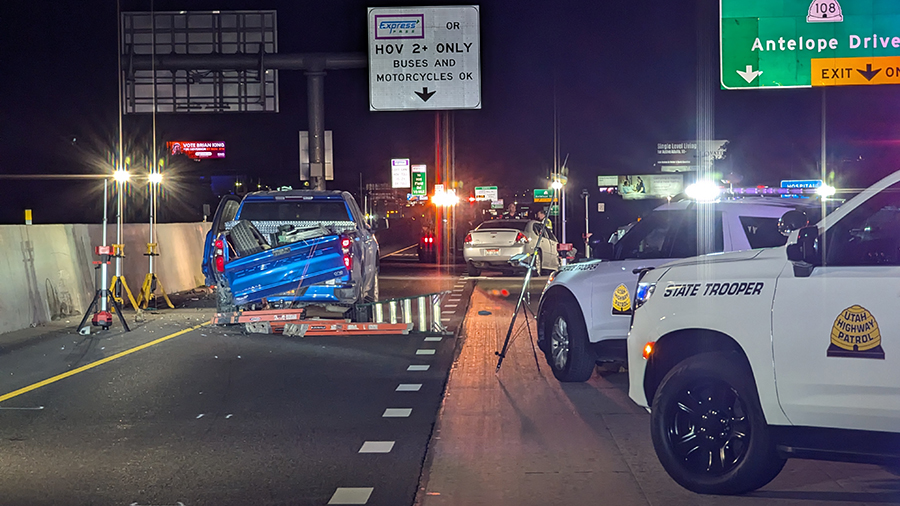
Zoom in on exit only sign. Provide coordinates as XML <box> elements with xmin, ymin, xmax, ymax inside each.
<box><xmin>721</xmin><ymin>0</ymin><xmax>900</xmax><ymax>89</ymax></box>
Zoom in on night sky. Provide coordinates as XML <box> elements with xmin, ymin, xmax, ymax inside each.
<box><xmin>2</xmin><ymin>0</ymin><xmax>900</xmax><ymax>225</ymax></box>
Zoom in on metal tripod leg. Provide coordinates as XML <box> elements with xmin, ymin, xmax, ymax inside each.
<box><xmin>109</xmin><ymin>290</ymin><xmax>131</xmax><ymax>331</ymax></box>
<box><xmin>495</xmin><ymin>225</ymin><xmax>545</xmax><ymax>372</ymax></box>
<box><xmin>77</xmin><ymin>290</ymin><xmax>102</xmax><ymax>333</ymax></box>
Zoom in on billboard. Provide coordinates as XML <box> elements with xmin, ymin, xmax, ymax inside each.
<box><xmin>657</xmin><ymin>140</ymin><xmax>728</xmax><ymax>172</ymax></box>
<box><xmin>167</xmin><ymin>141</ymin><xmax>226</xmax><ymax>160</ymax></box>
<box><xmin>619</xmin><ymin>174</ymin><xmax>684</xmax><ymax>200</ymax></box>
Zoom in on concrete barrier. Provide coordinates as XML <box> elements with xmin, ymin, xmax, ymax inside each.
<box><xmin>0</xmin><ymin>222</ymin><xmax>210</xmax><ymax>336</ymax></box>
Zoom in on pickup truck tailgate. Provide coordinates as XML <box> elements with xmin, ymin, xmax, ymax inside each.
<box><xmin>224</xmin><ymin>234</ymin><xmax>349</xmax><ymax>305</ymax></box>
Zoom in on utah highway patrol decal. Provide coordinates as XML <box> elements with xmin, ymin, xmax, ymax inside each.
<box><xmin>612</xmin><ymin>284</ymin><xmax>631</xmax><ymax>315</ymax></box>
<box><xmin>828</xmin><ymin>305</ymin><xmax>885</xmax><ymax>359</ymax></box>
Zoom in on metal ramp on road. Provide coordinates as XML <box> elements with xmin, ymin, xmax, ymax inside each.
<box><xmin>210</xmin><ymin>291</ymin><xmax>453</xmax><ymax>336</ymax></box>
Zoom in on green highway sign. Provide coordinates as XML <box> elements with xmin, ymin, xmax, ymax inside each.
<box><xmin>549</xmin><ymin>204</ymin><xmax>560</xmax><ymax>216</ymax></box>
<box><xmin>411</xmin><ymin>164</ymin><xmax>427</xmax><ymax>196</ymax></box>
<box><xmin>533</xmin><ymin>189</ymin><xmax>553</xmax><ymax>203</ymax></box>
<box><xmin>721</xmin><ymin>0</ymin><xmax>900</xmax><ymax>89</ymax></box>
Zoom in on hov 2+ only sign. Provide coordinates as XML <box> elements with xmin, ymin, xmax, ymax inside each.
<box><xmin>721</xmin><ymin>0</ymin><xmax>900</xmax><ymax>89</ymax></box>
<box><xmin>368</xmin><ymin>6</ymin><xmax>481</xmax><ymax>111</ymax></box>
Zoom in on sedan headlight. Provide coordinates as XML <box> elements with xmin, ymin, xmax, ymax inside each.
<box><xmin>634</xmin><ymin>282</ymin><xmax>657</xmax><ymax>310</ymax></box>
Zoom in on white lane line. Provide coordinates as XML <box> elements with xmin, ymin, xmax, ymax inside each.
<box><xmin>407</xmin><ymin>365</ymin><xmax>430</xmax><ymax>371</ymax></box>
<box><xmin>445</xmin><ymin>304</ymin><xmax>458</xmax><ymax>308</ymax></box>
<box><xmin>359</xmin><ymin>441</ymin><xmax>395</xmax><ymax>453</ymax></box>
<box><xmin>383</xmin><ymin>408</ymin><xmax>412</xmax><ymax>418</ymax></box>
<box><xmin>396</xmin><ymin>383</ymin><xmax>422</xmax><ymax>391</ymax></box>
<box><xmin>424</xmin><ymin>336</ymin><xmax>442</xmax><ymax>342</ymax></box>
<box><xmin>441</xmin><ymin>318</ymin><xmax>451</xmax><ymax>322</ymax></box>
<box><xmin>328</xmin><ymin>487</ymin><xmax>374</xmax><ymax>505</ymax></box>
<box><xmin>416</xmin><ymin>349</ymin><xmax>436</xmax><ymax>355</ymax></box>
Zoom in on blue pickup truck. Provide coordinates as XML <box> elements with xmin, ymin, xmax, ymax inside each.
<box><xmin>202</xmin><ymin>190</ymin><xmax>379</xmax><ymax>313</ymax></box>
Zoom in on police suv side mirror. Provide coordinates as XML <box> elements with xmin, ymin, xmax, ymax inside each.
<box><xmin>786</xmin><ymin>226</ymin><xmax>820</xmax><ymax>277</ymax></box>
<box><xmin>778</xmin><ymin>210</ymin><xmax>809</xmax><ymax>236</ymax></box>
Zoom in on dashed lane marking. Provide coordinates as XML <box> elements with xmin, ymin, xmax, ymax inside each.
<box><xmin>416</xmin><ymin>349</ymin><xmax>436</xmax><ymax>356</ymax></box>
<box><xmin>0</xmin><ymin>323</ymin><xmax>209</xmax><ymax>405</ymax></box>
<box><xmin>407</xmin><ymin>365</ymin><xmax>430</xmax><ymax>371</ymax></box>
<box><xmin>328</xmin><ymin>487</ymin><xmax>374</xmax><ymax>505</ymax></box>
<box><xmin>396</xmin><ymin>384</ymin><xmax>422</xmax><ymax>391</ymax></box>
<box><xmin>423</xmin><ymin>336</ymin><xmax>442</xmax><ymax>342</ymax></box>
<box><xmin>383</xmin><ymin>408</ymin><xmax>412</xmax><ymax>418</ymax></box>
<box><xmin>359</xmin><ymin>441</ymin><xmax>395</xmax><ymax>453</ymax></box>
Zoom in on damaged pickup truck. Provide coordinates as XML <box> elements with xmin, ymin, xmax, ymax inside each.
<box><xmin>201</xmin><ymin>189</ymin><xmax>379</xmax><ymax>313</ymax></box>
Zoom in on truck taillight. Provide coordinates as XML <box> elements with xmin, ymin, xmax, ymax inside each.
<box><xmin>214</xmin><ymin>238</ymin><xmax>225</xmax><ymax>273</ymax></box>
<box><xmin>515</xmin><ymin>232</ymin><xmax>529</xmax><ymax>244</ymax></box>
<box><xmin>464</xmin><ymin>233</ymin><xmax>472</xmax><ymax>244</ymax></box>
<box><xmin>341</xmin><ymin>235</ymin><xmax>352</xmax><ymax>270</ymax></box>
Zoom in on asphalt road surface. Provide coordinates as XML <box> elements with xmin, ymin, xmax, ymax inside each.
<box><xmin>1</xmin><ymin>250</ymin><xmax>898</xmax><ymax>506</ymax></box>
<box><xmin>0</xmin><ymin>252</ymin><xmax>470</xmax><ymax>506</ymax></box>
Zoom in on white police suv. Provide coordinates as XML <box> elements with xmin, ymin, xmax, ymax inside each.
<box><xmin>537</xmin><ymin>195</ymin><xmax>818</xmax><ymax>382</ymax></box>
<box><xmin>628</xmin><ymin>170</ymin><xmax>900</xmax><ymax>494</ymax></box>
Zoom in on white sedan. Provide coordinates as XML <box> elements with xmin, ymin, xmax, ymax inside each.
<box><xmin>463</xmin><ymin>219</ymin><xmax>560</xmax><ymax>276</ymax></box>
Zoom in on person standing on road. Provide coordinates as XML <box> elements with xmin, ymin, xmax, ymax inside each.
<box><xmin>536</xmin><ymin>208</ymin><xmax>552</xmax><ymax>231</ymax></box>
<box><xmin>503</xmin><ymin>202</ymin><xmax>517</xmax><ymax>219</ymax></box>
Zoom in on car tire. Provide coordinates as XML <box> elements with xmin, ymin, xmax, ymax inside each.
<box><xmin>467</xmin><ymin>263</ymin><xmax>481</xmax><ymax>276</ymax></box>
<box><xmin>533</xmin><ymin>250</ymin><xmax>543</xmax><ymax>277</ymax></box>
<box><xmin>650</xmin><ymin>352</ymin><xmax>786</xmax><ymax>495</ymax></box>
<box><xmin>230</xmin><ymin>220</ymin><xmax>266</xmax><ymax>257</ymax></box>
<box><xmin>544</xmin><ymin>300</ymin><xmax>595</xmax><ymax>382</ymax></box>
<box><xmin>215</xmin><ymin>284</ymin><xmax>235</xmax><ymax>314</ymax></box>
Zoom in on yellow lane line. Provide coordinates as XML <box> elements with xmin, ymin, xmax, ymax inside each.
<box><xmin>381</xmin><ymin>244</ymin><xmax>417</xmax><ymax>258</ymax></box>
<box><xmin>0</xmin><ymin>322</ymin><xmax>209</xmax><ymax>404</ymax></box>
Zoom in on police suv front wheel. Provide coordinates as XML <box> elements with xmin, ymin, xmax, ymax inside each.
<box><xmin>544</xmin><ymin>301</ymin><xmax>595</xmax><ymax>382</ymax></box>
<box><xmin>650</xmin><ymin>352</ymin><xmax>785</xmax><ymax>495</ymax></box>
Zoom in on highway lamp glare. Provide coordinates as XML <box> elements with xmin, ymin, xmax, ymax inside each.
<box><xmin>551</xmin><ymin>180</ymin><xmax>563</xmax><ymax>190</ymax></box>
<box><xmin>149</xmin><ymin>172</ymin><xmax>163</xmax><ymax>184</ymax></box>
<box><xmin>113</xmin><ymin>169</ymin><xmax>131</xmax><ymax>183</ymax></box>
<box><xmin>685</xmin><ymin>180</ymin><xmax>721</xmax><ymax>202</ymax></box>
<box><xmin>816</xmin><ymin>184</ymin><xmax>836</xmax><ymax>197</ymax></box>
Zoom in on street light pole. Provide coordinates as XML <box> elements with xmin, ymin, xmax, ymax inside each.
<box><xmin>581</xmin><ymin>189</ymin><xmax>590</xmax><ymax>258</ymax></box>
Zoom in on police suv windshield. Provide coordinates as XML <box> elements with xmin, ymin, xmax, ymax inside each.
<box><xmin>613</xmin><ymin>210</ymin><xmax>724</xmax><ymax>260</ymax></box>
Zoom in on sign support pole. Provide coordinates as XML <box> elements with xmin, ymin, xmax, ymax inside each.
<box><xmin>307</xmin><ymin>66</ymin><xmax>327</xmax><ymax>191</ymax></box>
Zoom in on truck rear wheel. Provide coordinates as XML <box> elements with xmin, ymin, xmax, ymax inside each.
<box><xmin>216</xmin><ymin>284</ymin><xmax>235</xmax><ymax>314</ymax></box>
<box><xmin>650</xmin><ymin>352</ymin><xmax>785</xmax><ymax>494</ymax></box>
<box><xmin>544</xmin><ymin>300</ymin><xmax>595</xmax><ymax>382</ymax></box>
<box><xmin>467</xmin><ymin>263</ymin><xmax>481</xmax><ymax>277</ymax></box>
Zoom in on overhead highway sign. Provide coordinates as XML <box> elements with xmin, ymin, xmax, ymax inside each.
<box><xmin>721</xmin><ymin>0</ymin><xmax>900</xmax><ymax>89</ymax></box>
<box><xmin>368</xmin><ymin>6</ymin><xmax>481</xmax><ymax>111</ymax></box>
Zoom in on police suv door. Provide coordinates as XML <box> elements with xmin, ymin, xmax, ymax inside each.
<box><xmin>771</xmin><ymin>181</ymin><xmax>900</xmax><ymax>432</ymax></box>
